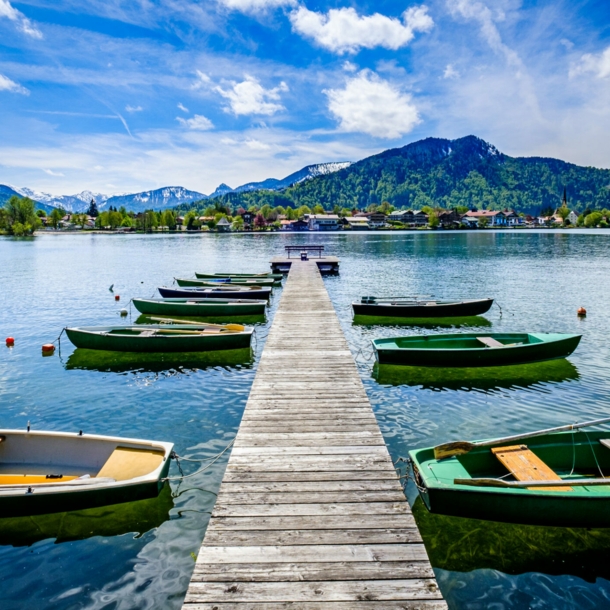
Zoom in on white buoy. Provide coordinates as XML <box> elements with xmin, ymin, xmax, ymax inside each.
<box><xmin>120</xmin><ymin>308</ymin><xmax>128</xmax><ymax>316</ymax></box>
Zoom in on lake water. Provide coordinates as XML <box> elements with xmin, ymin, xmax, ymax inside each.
<box><xmin>1</xmin><ymin>230</ymin><xmax>610</xmax><ymax>609</ymax></box>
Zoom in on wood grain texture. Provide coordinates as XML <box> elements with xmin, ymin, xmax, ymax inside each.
<box><xmin>182</xmin><ymin>261</ymin><xmax>445</xmax><ymax>609</ymax></box>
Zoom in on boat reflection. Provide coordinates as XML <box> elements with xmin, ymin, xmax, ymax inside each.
<box><xmin>412</xmin><ymin>496</ymin><xmax>610</xmax><ymax>581</ymax></box>
<box><xmin>0</xmin><ymin>483</ymin><xmax>174</xmax><ymax>547</ymax></box>
<box><xmin>134</xmin><ymin>314</ymin><xmax>266</xmax><ymax>325</ymax></box>
<box><xmin>373</xmin><ymin>358</ymin><xmax>579</xmax><ymax>391</ymax></box>
<box><xmin>65</xmin><ymin>347</ymin><xmax>254</xmax><ymax>373</ymax></box>
<box><xmin>353</xmin><ymin>315</ymin><xmax>492</xmax><ymax>329</ymax></box>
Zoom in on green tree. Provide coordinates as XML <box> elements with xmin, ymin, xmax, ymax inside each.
<box><xmin>108</xmin><ymin>210</ymin><xmax>122</xmax><ymax>229</ymax></box>
<box><xmin>120</xmin><ymin>216</ymin><xmax>133</xmax><ymax>228</ymax></box>
<box><xmin>312</xmin><ymin>204</ymin><xmax>325</xmax><ymax>214</ymax></box>
<box><xmin>4</xmin><ymin>196</ymin><xmax>41</xmax><ymax>235</ymax></box>
<box><xmin>161</xmin><ymin>209</ymin><xmax>176</xmax><ymax>231</ymax></box>
<box><xmin>428</xmin><ymin>211</ymin><xmax>440</xmax><ymax>228</ymax></box>
<box><xmin>584</xmin><ymin>211</ymin><xmax>603</xmax><ymax>227</ymax></box>
<box><xmin>297</xmin><ymin>205</ymin><xmax>311</xmax><ymax>217</ymax></box>
<box><xmin>478</xmin><ymin>216</ymin><xmax>490</xmax><ymax>228</ymax></box>
<box><xmin>231</xmin><ymin>215</ymin><xmax>244</xmax><ymax>231</ymax></box>
<box><xmin>49</xmin><ymin>207</ymin><xmax>63</xmax><ymax>230</ymax></box>
<box><xmin>556</xmin><ymin>205</ymin><xmax>570</xmax><ymax>225</ymax></box>
<box><xmin>36</xmin><ymin>209</ymin><xmax>47</xmax><ymax>218</ymax></box>
<box><xmin>285</xmin><ymin>207</ymin><xmax>296</xmax><ymax>220</ymax></box>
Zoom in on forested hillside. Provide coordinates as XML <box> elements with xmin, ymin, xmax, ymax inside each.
<box><xmin>193</xmin><ymin>136</ymin><xmax>610</xmax><ymax>215</ymax></box>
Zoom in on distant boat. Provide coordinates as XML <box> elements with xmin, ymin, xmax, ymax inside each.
<box><xmin>65</xmin><ymin>324</ymin><xmax>253</xmax><ymax>352</ymax></box>
<box><xmin>373</xmin><ymin>332</ymin><xmax>581</xmax><ymax>366</ymax></box>
<box><xmin>158</xmin><ymin>286</ymin><xmax>272</xmax><ymax>301</ymax></box>
<box><xmin>353</xmin><ymin>297</ymin><xmax>493</xmax><ymax>318</ymax></box>
<box><xmin>175</xmin><ymin>277</ymin><xmax>277</xmax><ymax>287</ymax></box>
<box><xmin>133</xmin><ymin>297</ymin><xmax>266</xmax><ymax>317</ymax></box>
<box><xmin>0</xmin><ymin>429</ymin><xmax>172</xmax><ymax>517</ymax></box>
<box><xmin>195</xmin><ymin>272</ymin><xmax>283</xmax><ymax>281</ymax></box>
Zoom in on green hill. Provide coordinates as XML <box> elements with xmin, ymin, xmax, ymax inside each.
<box><xmin>199</xmin><ymin>136</ymin><xmax>610</xmax><ymax>214</ymax></box>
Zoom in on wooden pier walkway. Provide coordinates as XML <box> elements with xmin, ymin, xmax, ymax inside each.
<box><xmin>183</xmin><ymin>261</ymin><xmax>446</xmax><ymax>608</ymax></box>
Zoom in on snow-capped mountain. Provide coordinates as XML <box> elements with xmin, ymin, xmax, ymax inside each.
<box><xmin>105</xmin><ymin>187</ymin><xmax>206</xmax><ymax>212</ymax></box>
<box><xmin>0</xmin><ymin>160</ymin><xmax>352</xmax><ymax>213</ymax></box>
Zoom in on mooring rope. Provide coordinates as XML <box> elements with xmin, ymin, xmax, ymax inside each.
<box><xmin>164</xmin><ymin>438</ymin><xmax>236</xmax><ymax>482</ymax></box>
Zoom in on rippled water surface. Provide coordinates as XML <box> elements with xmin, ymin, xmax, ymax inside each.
<box><xmin>1</xmin><ymin>230</ymin><xmax>610</xmax><ymax>609</ymax></box>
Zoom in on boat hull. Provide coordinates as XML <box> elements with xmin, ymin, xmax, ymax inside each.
<box><xmin>0</xmin><ymin>430</ymin><xmax>172</xmax><ymax>518</ymax></box>
<box><xmin>373</xmin><ymin>333</ymin><xmax>581</xmax><ymax>367</ymax></box>
<box><xmin>159</xmin><ymin>286</ymin><xmax>271</xmax><ymax>301</ymax></box>
<box><xmin>353</xmin><ymin>298</ymin><xmax>493</xmax><ymax>318</ymax></box>
<box><xmin>66</xmin><ymin>325</ymin><xmax>253</xmax><ymax>352</ymax></box>
<box><xmin>410</xmin><ymin>431</ymin><xmax>610</xmax><ymax>527</ymax></box>
<box><xmin>132</xmin><ymin>298</ymin><xmax>266</xmax><ymax>317</ymax></box>
<box><xmin>176</xmin><ymin>277</ymin><xmax>277</xmax><ymax>287</ymax></box>
<box><xmin>195</xmin><ymin>272</ymin><xmax>283</xmax><ymax>280</ymax></box>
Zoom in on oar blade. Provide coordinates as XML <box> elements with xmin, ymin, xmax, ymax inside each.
<box><xmin>433</xmin><ymin>441</ymin><xmax>475</xmax><ymax>460</ymax></box>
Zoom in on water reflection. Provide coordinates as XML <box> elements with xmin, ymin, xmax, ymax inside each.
<box><xmin>353</xmin><ymin>315</ymin><xmax>492</xmax><ymax>329</ymax></box>
<box><xmin>0</xmin><ymin>484</ymin><xmax>174</xmax><ymax>548</ymax></box>
<box><xmin>373</xmin><ymin>359</ymin><xmax>579</xmax><ymax>391</ymax></box>
<box><xmin>413</xmin><ymin>496</ymin><xmax>610</xmax><ymax>581</ymax></box>
<box><xmin>64</xmin><ymin>347</ymin><xmax>254</xmax><ymax>373</ymax></box>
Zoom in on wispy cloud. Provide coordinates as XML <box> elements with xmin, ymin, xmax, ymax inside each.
<box><xmin>443</xmin><ymin>64</ymin><xmax>459</xmax><ymax>79</ymax></box>
<box><xmin>290</xmin><ymin>5</ymin><xmax>433</xmax><ymax>54</ymax></box>
<box><xmin>176</xmin><ymin>114</ymin><xmax>214</xmax><ymax>130</ymax></box>
<box><xmin>125</xmin><ymin>104</ymin><xmax>143</xmax><ymax>112</ymax></box>
<box><xmin>0</xmin><ymin>0</ymin><xmax>42</xmax><ymax>38</ymax></box>
<box><xmin>43</xmin><ymin>168</ymin><xmax>65</xmax><ymax>176</ymax></box>
<box><xmin>325</xmin><ymin>70</ymin><xmax>420</xmax><ymax>138</ymax></box>
<box><xmin>571</xmin><ymin>46</ymin><xmax>610</xmax><ymax>79</ymax></box>
<box><xmin>218</xmin><ymin>0</ymin><xmax>296</xmax><ymax>13</ymax></box>
<box><xmin>215</xmin><ymin>75</ymin><xmax>288</xmax><ymax>116</ymax></box>
<box><xmin>177</xmin><ymin>102</ymin><xmax>189</xmax><ymax>112</ymax></box>
<box><xmin>0</xmin><ymin>73</ymin><xmax>29</xmax><ymax>94</ymax></box>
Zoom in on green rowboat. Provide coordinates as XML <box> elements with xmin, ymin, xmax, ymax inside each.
<box><xmin>176</xmin><ymin>277</ymin><xmax>277</xmax><ymax>287</ymax></box>
<box><xmin>65</xmin><ymin>324</ymin><xmax>253</xmax><ymax>352</ymax></box>
<box><xmin>133</xmin><ymin>298</ymin><xmax>266</xmax><ymax>317</ymax></box>
<box><xmin>410</xmin><ymin>427</ymin><xmax>610</xmax><ymax>527</ymax></box>
<box><xmin>373</xmin><ymin>332</ymin><xmax>581</xmax><ymax>366</ymax></box>
<box><xmin>195</xmin><ymin>272</ymin><xmax>283</xmax><ymax>281</ymax></box>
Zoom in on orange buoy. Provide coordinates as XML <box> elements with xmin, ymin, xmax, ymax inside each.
<box><xmin>6</xmin><ymin>337</ymin><xmax>14</xmax><ymax>347</ymax></box>
<box><xmin>42</xmin><ymin>344</ymin><xmax>55</xmax><ymax>354</ymax></box>
<box><xmin>577</xmin><ymin>307</ymin><xmax>587</xmax><ymax>317</ymax></box>
<box><xmin>115</xmin><ymin>295</ymin><xmax>120</xmax><ymax>301</ymax></box>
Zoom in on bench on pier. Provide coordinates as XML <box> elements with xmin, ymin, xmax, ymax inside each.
<box><xmin>284</xmin><ymin>245</ymin><xmax>324</xmax><ymax>259</ymax></box>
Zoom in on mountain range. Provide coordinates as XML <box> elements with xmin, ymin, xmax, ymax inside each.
<box><xmin>0</xmin><ymin>162</ymin><xmax>352</xmax><ymax>214</ymax></box>
<box><xmin>205</xmin><ymin>136</ymin><xmax>610</xmax><ymax>215</ymax></box>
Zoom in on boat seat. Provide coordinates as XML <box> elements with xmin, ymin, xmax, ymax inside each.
<box><xmin>139</xmin><ymin>330</ymin><xmax>156</xmax><ymax>337</ymax></box>
<box><xmin>0</xmin><ymin>474</ymin><xmax>79</xmax><ymax>486</ymax></box>
<box><xmin>97</xmin><ymin>447</ymin><xmax>165</xmax><ymax>481</ymax></box>
<box><xmin>491</xmin><ymin>445</ymin><xmax>572</xmax><ymax>491</ymax></box>
<box><xmin>477</xmin><ymin>336</ymin><xmax>504</xmax><ymax>348</ymax></box>
<box><xmin>599</xmin><ymin>439</ymin><xmax>610</xmax><ymax>451</ymax></box>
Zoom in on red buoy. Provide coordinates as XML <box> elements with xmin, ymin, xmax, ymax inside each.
<box><xmin>6</xmin><ymin>337</ymin><xmax>14</xmax><ymax>347</ymax></box>
<box><xmin>115</xmin><ymin>295</ymin><xmax>120</xmax><ymax>301</ymax></box>
<box><xmin>42</xmin><ymin>344</ymin><xmax>55</xmax><ymax>354</ymax></box>
<box><xmin>577</xmin><ymin>307</ymin><xmax>587</xmax><ymax>317</ymax></box>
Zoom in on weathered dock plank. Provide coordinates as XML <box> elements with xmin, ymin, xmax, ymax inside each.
<box><xmin>182</xmin><ymin>261</ymin><xmax>444</xmax><ymax>608</ymax></box>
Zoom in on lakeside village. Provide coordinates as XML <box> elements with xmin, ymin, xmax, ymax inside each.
<box><xmin>2</xmin><ymin>193</ymin><xmax>610</xmax><ymax>236</ymax></box>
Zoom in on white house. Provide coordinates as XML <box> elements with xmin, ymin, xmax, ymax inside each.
<box><xmin>307</xmin><ymin>214</ymin><xmax>341</xmax><ymax>231</ymax></box>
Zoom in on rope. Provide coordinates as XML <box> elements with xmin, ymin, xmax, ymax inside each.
<box><xmin>163</xmin><ymin>438</ymin><xmax>235</xmax><ymax>482</ymax></box>
<box><xmin>583</xmin><ymin>429</ymin><xmax>606</xmax><ymax>478</ymax></box>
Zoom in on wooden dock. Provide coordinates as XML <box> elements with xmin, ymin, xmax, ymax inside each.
<box><xmin>183</xmin><ymin>261</ymin><xmax>445</xmax><ymax>608</ymax></box>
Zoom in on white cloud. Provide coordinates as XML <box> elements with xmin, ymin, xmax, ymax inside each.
<box><xmin>218</xmin><ymin>0</ymin><xmax>296</xmax><ymax>13</ymax></box>
<box><xmin>0</xmin><ymin>0</ymin><xmax>42</xmax><ymax>38</ymax></box>
<box><xmin>177</xmin><ymin>102</ymin><xmax>189</xmax><ymax>112</ymax></box>
<box><xmin>193</xmin><ymin>70</ymin><xmax>211</xmax><ymax>89</ymax></box>
<box><xmin>342</xmin><ymin>61</ymin><xmax>358</xmax><ymax>73</ymax></box>
<box><xmin>571</xmin><ymin>46</ymin><xmax>610</xmax><ymax>79</ymax></box>
<box><xmin>125</xmin><ymin>104</ymin><xmax>142</xmax><ymax>112</ymax></box>
<box><xmin>289</xmin><ymin>5</ymin><xmax>433</xmax><ymax>54</ymax></box>
<box><xmin>43</xmin><ymin>169</ymin><xmax>64</xmax><ymax>176</ymax></box>
<box><xmin>215</xmin><ymin>76</ymin><xmax>288</xmax><ymax>116</ymax></box>
<box><xmin>0</xmin><ymin>73</ymin><xmax>29</xmax><ymax>94</ymax></box>
<box><xmin>447</xmin><ymin>0</ymin><xmax>519</xmax><ymax>67</ymax></box>
<box><xmin>176</xmin><ymin>114</ymin><xmax>214</xmax><ymax>130</ymax></box>
<box><xmin>244</xmin><ymin>138</ymin><xmax>270</xmax><ymax>150</ymax></box>
<box><xmin>443</xmin><ymin>64</ymin><xmax>459</xmax><ymax>79</ymax></box>
<box><xmin>325</xmin><ymin>70</ymin><xmax>420</xmax><ymax>138</ymax></box>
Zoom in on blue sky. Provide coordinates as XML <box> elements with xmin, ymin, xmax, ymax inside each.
<box><xmin>1</xmin><ymin>0</ymin><xmax>610</xmax><ymax>195</ymax></box>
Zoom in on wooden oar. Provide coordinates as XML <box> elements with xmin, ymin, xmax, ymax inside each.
<box><xmin>154</xmin><ymin>328</ymin><xmax>227</xmax><ymax>335</ymax></box>
<box><xmin>434</xmin><ymin>415</ymin><xmax>610</xmax><ymax>460</ymax></box>
<box><xmin>148</xmin><ymin>317</ymin><xmax>245</xmax><ymax>331</ymax></box>
<box><xmin>455</xmin><ymin>478</ymin><xmax>610</xmax><ymax>488</ymax></box>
